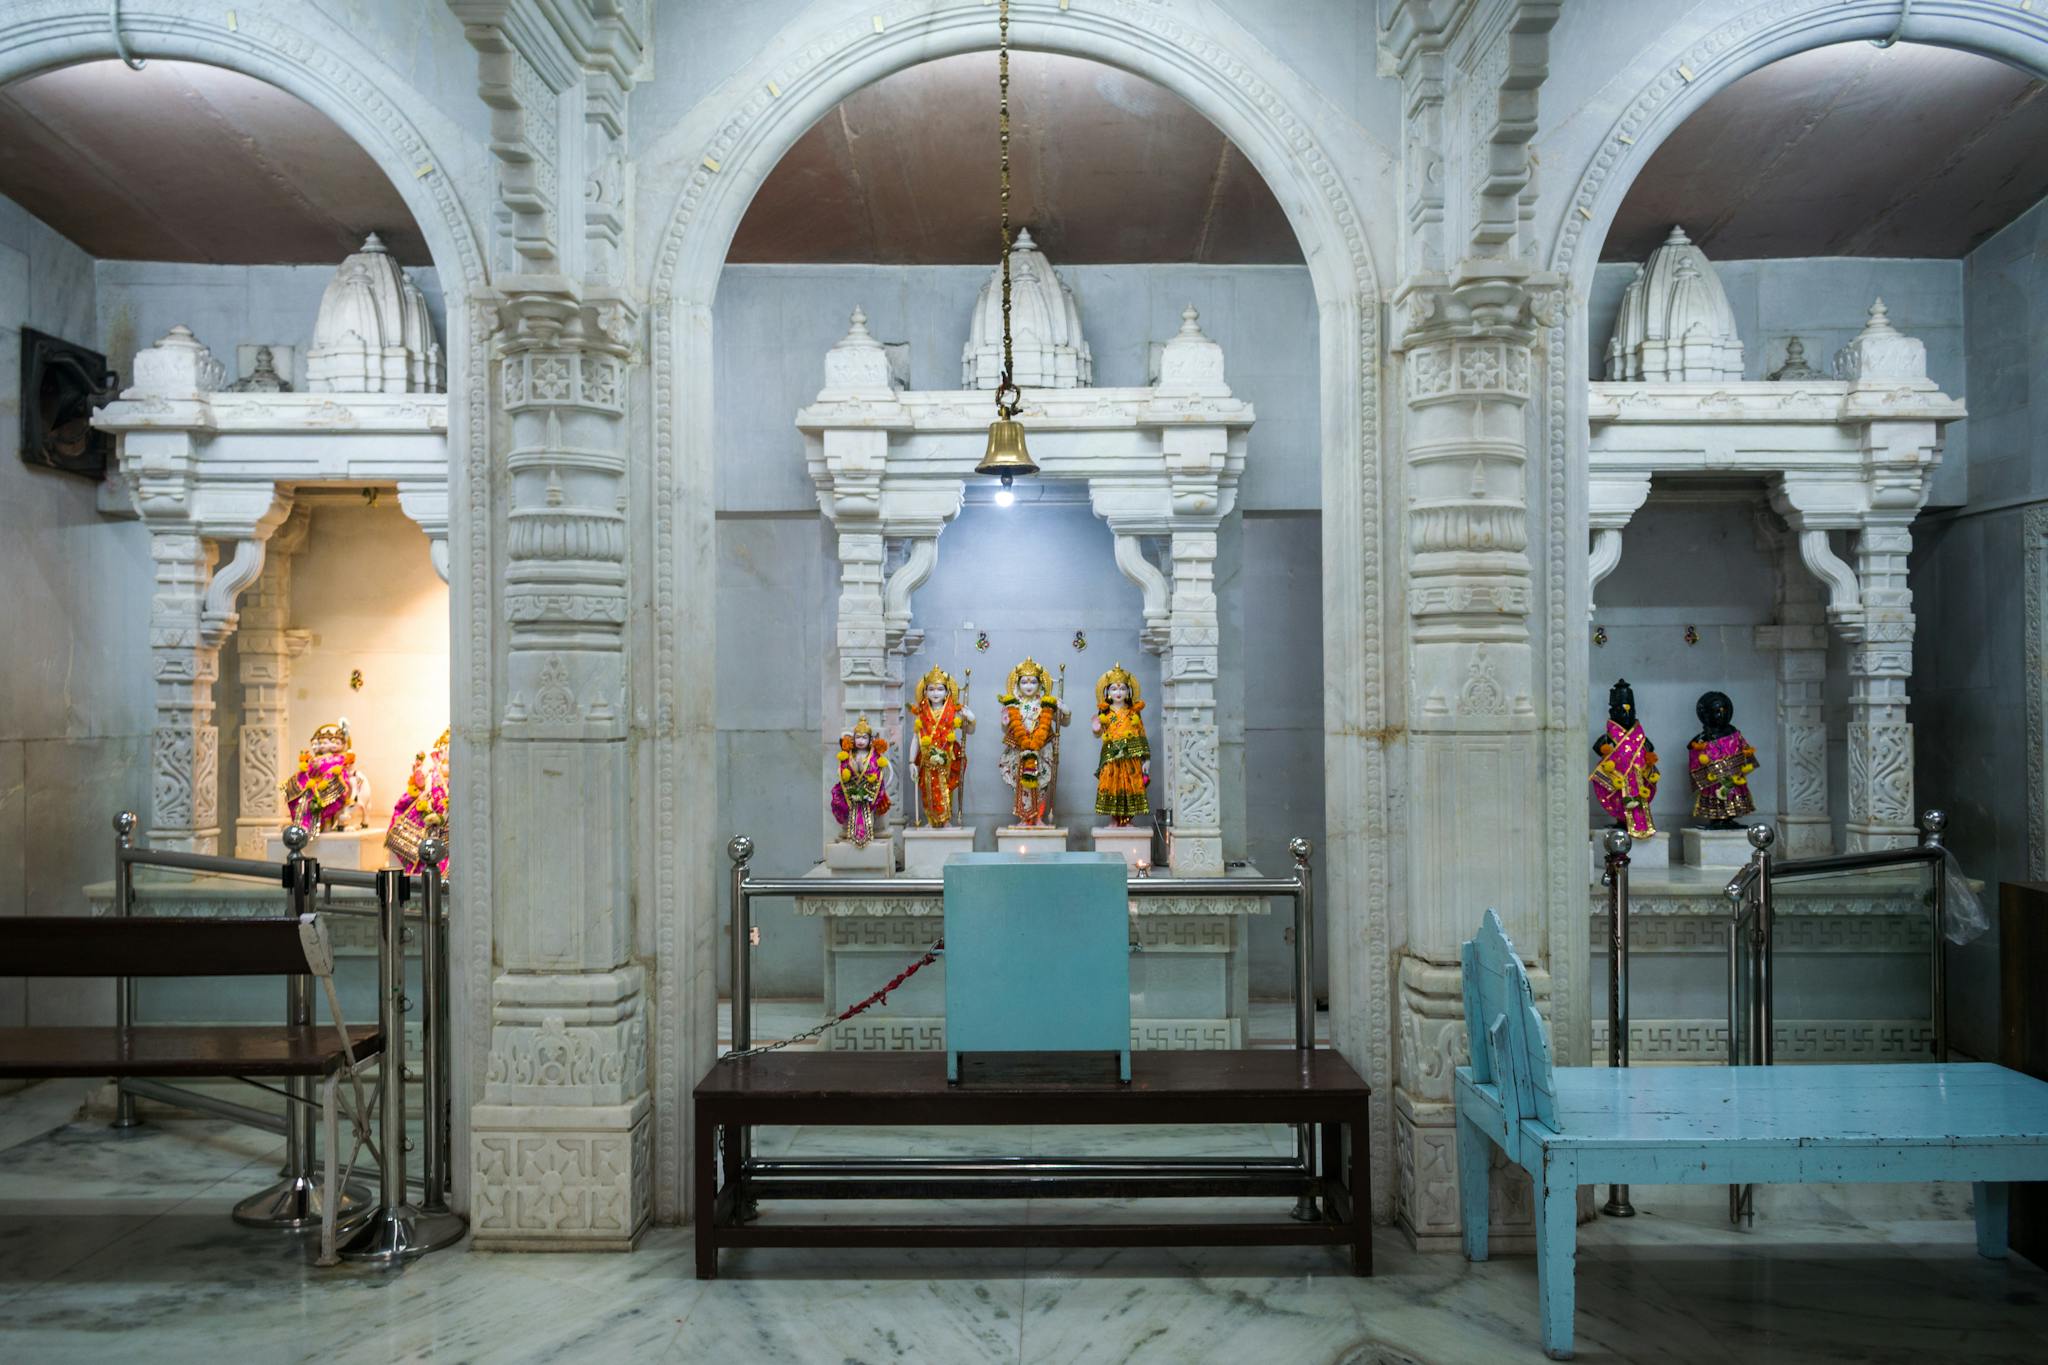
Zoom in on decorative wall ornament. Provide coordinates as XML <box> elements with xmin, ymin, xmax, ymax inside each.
<box><xmin>1603</xmin><ymin>226</ymin><xmax>1744</xmax><ymax>382</ymax></box>
<box><xmin>1766</xmin><ymin>337</ymin><xmax>1822</xmax><ymax>382</ymax></box>
<box><xmin>961</xmin><ymin>227</ymin><xmax>1093</xmax><ymax>390</ymax></box>
<box><xmin>306</xmin><ymin>235</ymin><xmax>445</xmax><ymax>394</ymax></box>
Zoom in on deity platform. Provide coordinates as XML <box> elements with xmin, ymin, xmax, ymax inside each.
<box><xmin>795</xmin><ymin>862</ymin><xmax>1271</xmax><ymax>1050</ymax></box>
<box><xmin>263</xmin><ymin>826</ymin><xmax>392</xmax><ymax>871</ymax></box>
<box><xmin>902</xmin><ymin>826</ymin><xmax>976</xmax><ymax>876</ymax></box>
<box><xmin>994</xmin><ymin>825</ymin><xmax>1070</xmax><ymax>857</ymax></box>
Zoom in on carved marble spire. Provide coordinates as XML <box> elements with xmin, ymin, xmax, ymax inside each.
<box><xmin>962</xmin><ymin>227</ymin><xmax>1093</xmax><ymax>390</ymax></box>
<box><xmin>1604</xmin><ymin>225</ymin><xmax>1744</xmax><ymax>383</ymax></box>
<box><xmin>306</xmin><ymin>234</ymin><xmax>445</xmax><ymax>393</ymax></box>
<box><xmin>1835</xmin><ymin>298</ymin><xmax>1928</xmax><ymax>383</ymax></box>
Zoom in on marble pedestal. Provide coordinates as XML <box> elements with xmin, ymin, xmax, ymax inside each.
<box><xmin>263</xmin><ymin>826</ymin><xmax>392</xmax><ymax>871</ymax></box>
<box><xmin>903</xmin><ymin>826</ymin><xmax>976</xmax><ymax>876</ymax></box>
<box><xmin>1090</xmin><ymin>825</ymin><xmax>1154</xmax><ymax>870</ymax></box>
<box><xmin>996</xmin><ymin>825</ymin><xmax>1070</xmax><ymax>857</ymax></box>
<box><xmin>1681</xmin><ymin>827</ymin><xmax>1752</xmax><ymax>868</ymax></box>
<box><xmin>795</xmin><ymin>863</ymin><xmax>1270</xmax><ymax>1050</ymax></box>
<box><xmin>823</xmin><ymin>838</ymin><xmax>894</xmax><ymax>874</ymax></box>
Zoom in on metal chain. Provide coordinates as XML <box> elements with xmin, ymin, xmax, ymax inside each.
<box><xmin>996</xmin><ymin>0</ymin><xmax>1016</xmax><ymax>417</ymax></box>
<box><xmin>722</xmin><ymin>938</ymin><xmax>945</xmax><ymax>1060</ymax></box>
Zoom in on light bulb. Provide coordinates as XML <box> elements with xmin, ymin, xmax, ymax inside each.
<box><xmin>994</xmin><ymin>484</ymin><xmax>1015</xmax><ymax>508</ymax></box>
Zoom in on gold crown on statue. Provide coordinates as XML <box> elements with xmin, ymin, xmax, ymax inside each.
<box><xmin>839</xmin><ymin>715</ymin><xmax>884</xmax><ymax>754</ymax></box>
<box><xmin>311</xmin><ymin>718</ymin><xmax>352</xmax><ymax>746</ymax></box>
<box><xmin>1005</xmin><ymin>657</ymin><xmax>1053</xmax><ymax>700</ymax></box>
<box><xmin>1096</xmin><ymin>663</ymin><xmax>1141</xmax><ymax>710</ymax></box>
<box><xmin>915</xmin><ymin>666</ymin><xmax>961</xmax><ymax>704</ymax></box>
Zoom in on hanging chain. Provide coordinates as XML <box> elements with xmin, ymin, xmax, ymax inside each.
<box><xmin>722</xmin><ymin>938</ymin><xmax>945</xmax><ymax>1060</ymax></box>
<box><xmin>996</xmin><ymin>0</ymin><xmax>1017</xmax><ymax>419</ymax></box>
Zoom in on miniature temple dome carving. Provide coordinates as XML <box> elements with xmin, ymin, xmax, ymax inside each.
<box><xmin>306</xmin><ymin>233</ymin><xmax>445</xmax><ymax>394</ymax></box>
<box><xmin>1604</xmin><ymin>225</ymin><xmax>1745</xmax><ymax>383</ymax></box>
<box><xmin>961</xmin><ymin>227</ymin><xmax>1093</xmax><ymax>391</ymax></box>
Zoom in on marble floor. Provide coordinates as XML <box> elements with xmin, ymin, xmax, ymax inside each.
<box><xmin>2</xmin><ymin>1078</ymin><xmax>2045</xmax><ymax>1363</ymax></box>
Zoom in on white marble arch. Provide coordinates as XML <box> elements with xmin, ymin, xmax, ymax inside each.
<box><xmin>1541</xmin><ymin>0</ymin><xmax>2048</xmax><ymax>1099</ymax></box>
<box><xmin>0</xmin><ymin>1</ymin><xmax>492</xmax><ymax>1212</ymax></box>
<box><xmin>642</xmin><ymin>0</ymin><xmax>1394</xmax><ymax>1224</ymax></box>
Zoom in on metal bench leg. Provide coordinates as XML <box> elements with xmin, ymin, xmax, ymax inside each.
<box><xmin>319</xmin><ymin>1072</ymin><xmax>342</xmax><ymax>1267</ymax></box>
<box><xmin>695</xmin><ymin>1111</ymin><xmax>718</xmax><ymax>1280</ymax></box>
<box><xmin>1534</xmin><ymin>1156</ymin><xmax>1578</xmax><ymax>1360</ymax></box>
<box><xmin>1974</xmin><ymin>1182</ymin><xmax>2008</xmax><ymax>1260</ymax></box>
<box><xmin>1455</xmin><ymin>1107</ymin><xmax>1490</xmax><ymax>1263</ymax></box>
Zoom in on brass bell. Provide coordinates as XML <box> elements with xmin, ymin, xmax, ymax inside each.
<box><xmin>976</xmin><ymin>415</ymin><xmax>1037</xmax><ymax>483</ymax></box>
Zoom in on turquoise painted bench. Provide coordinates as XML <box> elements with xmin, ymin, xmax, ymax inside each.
<box><xmin>1453</xmin><ymin>908</ymin><xmax>2048</xmax><ymax>1360</ymax></box>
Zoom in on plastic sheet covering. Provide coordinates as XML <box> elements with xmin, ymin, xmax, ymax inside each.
<box><xmin>1942</xmin><ymin>849</ymin><xmax>1990</xmax><ymax>945</ymax></box>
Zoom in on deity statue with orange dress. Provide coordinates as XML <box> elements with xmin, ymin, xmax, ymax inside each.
<box><xmin>282</xmin><ymin>718</ymin><xmax>371</xmax><ymax>832</ymax></box>
<box><xmin>997</xmin><ymin>658</ymin><xmax>1070</xmax><ymax>827</ymax></box>
<box><xmin>385</xmin><ymin>727</ymin><xmax>450</xmax><ymax>875</ymax></box>
<box><xmin>830</xmin><ymin>716</ymin><xmax>891</xmax><ymax>848</ymax></box>
<box><xmin>1590</xmin><ymin>678</ymin><xmax>1659</xmax><ymax>839</ymax></box>
<box><xmin>908</xmin><ymin>666</ymin><xmax>975</xmax><ymax>828</ymax></box>
<box><xmin>1091</xmin><ymin>664</ymin><xmax>1150</xmax><ymax>826</ymax></box>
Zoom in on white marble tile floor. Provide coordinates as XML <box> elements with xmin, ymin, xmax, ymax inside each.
<box><xmin>2</xmin><ymin>1080</ymin><xmax>2046</xmax><ymax>1363</ymax></box>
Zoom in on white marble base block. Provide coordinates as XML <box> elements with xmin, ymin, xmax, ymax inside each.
<box><xmin>265</xmin><ymin>826</ymin><xmax>392</xmax><ymax>871</ymax></box>
<box><xmin>995</xmin><ymin>825</ymin><xmax>1070</xmax><ymax>857</ymax></box>
<box><xmin>823</xmin><ymin>838</ymin><xmax>894</xmax><ymax>874</ymax></box>
<box><xmin>1682</xmin><ymin>826</ymin><xmax>1754</xmax><ymax>868</ymax></box>
<box><xmin>902</xmin><ymin>826</ymin><xmax>976</xmax><ymax>876</ymax></box>
<box><xmin>1090</xmin><ymin>824</ymin><xmax>1153</xmax><ymax>870</ymax></box>
<box><xmin>1587</xmin><ymin>827</ymin><xmax>1669</xmax><ymax>881</ymax></box>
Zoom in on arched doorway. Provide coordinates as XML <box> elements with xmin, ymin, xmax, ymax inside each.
<box><xmin>642</xmin><ymin>0</ymin><xmax>1396</xmax><ymax>1223</ymax></box>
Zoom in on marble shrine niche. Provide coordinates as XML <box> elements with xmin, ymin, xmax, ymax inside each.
<box><xmin>793</xmin><ymin>233</ymin><xmax>1272</xmax><ymax>1051</ymax></box>
<box><xmin>1587</xmin><ymin>227</ymin><xmax>1966</xmax><ymax>1065</ymax></box>
<box><xmin>92</xmin><ymin>241</ymin><xmax>452</xmax><ymax>866</ymax></box>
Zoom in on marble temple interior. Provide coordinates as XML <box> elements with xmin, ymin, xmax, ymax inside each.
<box><xmin>4</xmin><ymin>2</ymin><xmax>2048</xmax><ymax>1361</ymax></box>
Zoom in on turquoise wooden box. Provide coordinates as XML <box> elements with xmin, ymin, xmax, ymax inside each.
<box><xmin>943</xmin><ymin>853</ymin><xmax>1132</xmax><ymax>1083</ymax></box>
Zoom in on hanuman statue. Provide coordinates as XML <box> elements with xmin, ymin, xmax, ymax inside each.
<box><xmin>997</xmin><ymin>657</ymin><xmax>1070</xmax><ymax>828</ymax></box>
<box><xmin>908</xmin><ymin>666</ymin><xmax>975</xmax><ymax>827</ymax></box>
<box><xmin>830</xmin><ymin>716</ymin><xmax>891</xmax><ymax>848</ymax></box>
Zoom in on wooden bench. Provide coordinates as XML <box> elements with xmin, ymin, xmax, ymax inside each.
<box><xmin>693</xmin><ymin>1048</ymin><xmax>1372</xmax><ymax>1279</ymax></box>
<box><xmin>0</xmin><ymin>915</ymin><xmax>384</xmax><ymax>1259</ymax></box>
<box><xmin>1454</xmin><ymin>908</ymin><xmax>2048</xmax><ymax>1360</ymax></box>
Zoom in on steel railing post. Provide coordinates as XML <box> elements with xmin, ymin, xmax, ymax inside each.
<box><xmin>1287</xmin><ymin>837</ymin><xmax>1318</xmax><ymax>1223</ymax></box>
<box><xmin>1919</xmin><ymin>809</ymin><xmax>1949</xmax><ymax>1062</ymax></box>
<box><xmin>1601</xmin><ymin>827</ymin><xmax>1635</xmax><ymax>1218</ymax></box>
<box><xmin>412</xmin><ymin>839</ymin><xmax>466</xmax><ymax>1247</ymax></box>
<box><xmin>111</xmin><ymin>811</ymin><xmax>140</xmax><ymax>1130</ymax></box>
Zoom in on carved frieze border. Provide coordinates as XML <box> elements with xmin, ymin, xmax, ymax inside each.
<box><xmin>647</xmin><ymin>0</ymin><xmax>1391</xmax><ymax>1223</ymax></box>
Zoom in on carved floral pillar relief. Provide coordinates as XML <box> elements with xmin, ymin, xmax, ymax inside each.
<box><xmin>233</xmin><ymin>512</ymin><xmax>312</xmax><ymax>859</ymax></box>
<box><xmin>1754</xmin><ymin>514</ymin><xmax>1831</xmax><ymax>858</ymax></box>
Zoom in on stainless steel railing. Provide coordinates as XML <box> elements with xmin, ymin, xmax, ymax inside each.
<box><xmin>721</xmin><ymin>835</ymin><xmax>1322</xmax><ymax>1211</ymax></box>
<box><xmin>1597</xmin><ymin>827</ymin><xmax>1635</xmax><ymax>1219</ymax></box>
<box><xmin>1720</xmin><ymin>808</ymin><xmax>1953</xmax><ymax>1224</ymax></box>
<box><xmin>105</xmin><ymin>812</ymin><xmax>464</xmax><ymax>1262</ymax></box>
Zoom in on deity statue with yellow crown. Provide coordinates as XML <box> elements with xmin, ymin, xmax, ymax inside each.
<box><xmin>282</xmin><ymin>718</ymin><xmax>371</xmax><ymax>832</ymax></box>
<box><xmin>998</xmin><ymin>657</ymin><xmax>1071</xmax><ymax>827</ymax></box>
<box><xmin>385</xmin><ymin>727</ymin><xmax>450</xmax><ymax>875</ymax></box>
<box><xmin>1091</xmin><ymin>664</ymin><xmax>1151</xmax><ymax>826</ymax></box>
<box><xmin>907</xmin><ymin>666</ymin><xmax>975</xmax><ymax>828</ymax></box>
<box><xmin>830</xmin><ymin>716</ymin><xmax>891</xmax><ymax>848</ymax></box>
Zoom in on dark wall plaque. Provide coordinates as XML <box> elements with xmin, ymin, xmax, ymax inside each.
<box><xmin>19</xmin><ymin>328</ymin><xmax>117</xmax><ymax>480</ymax></box>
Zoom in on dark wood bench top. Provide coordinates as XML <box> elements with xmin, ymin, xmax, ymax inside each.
<box><xmin>696</xmin><ymin>1048</ymin><xmax>1369</xmax><ymax>1125</ymax></box>
<box><xmin>0</xmin><ymin>1025</ymin><xmax>384</xmax><ymax>1079</ymax></box>
<box><xmin>0</xmin><ymin>916</ymin><xmax>316</xmax><ymax>977</ymax></box>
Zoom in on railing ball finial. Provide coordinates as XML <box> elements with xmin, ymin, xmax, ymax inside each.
<box><xmin>282</xmin><ymin>823</ymin><xmax>311</xmax><ymax>854</ymax></box>
<box><xmin>114</xmin><ymin>810</ymin><xmax>137</xmax><ymax>840</ymax></box>
<box><xmin>1919</xmin><ymin>809</ymin><xmax>1947</xmax><ymax>844</ymax></box>
<box><xmin>1602</xmin><ymin>827</ymin><xmax>1633</xmax><ymax>857</ymax></box>
<box><xmin>419</xmin><ymin>836</ymin><xmax>447</xmax><ymax>868</ymax></box>
<box><xmin>1746</xmin><ymin>823</ymin><xmax>1775</xmax><ymax>852</ymax></box>
<box><xmin>726</xmin><ymin>834</ymin><xmax>754</xmax><ymax>866</ymax></box>
<box><xmin>1288</xmin><ymin>835</ymin><xmax>1313</xmax><ymax>866</ymax></box>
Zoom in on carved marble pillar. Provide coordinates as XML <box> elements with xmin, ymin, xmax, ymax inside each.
<box><xmin>1843</xmin><ymin>518</ymin><xmax>1918</xmax><ymax>851</ymax></box>
<box><xmin>145</xmin><ymin>529</ymin><xmax>223</xmax><ymax>854</ymax></box>
<box><xmin>1162</xmin><ymin>527</ymin><xmax>1224</xmax><ymax>876</ymax></box>
<box><xmin>1393</xmin><ymin>271</ymin><xmax>1547</xmax><ymax>1248</ymax></box>
<box><xmin>470</xmin><ymin>292</ymin><xmax>650</xmax><ymax>1250</ymax></box>
<box><xmin>1754</xmin><ymin>515</ymin><xmax>1831</xmax><ymax>858</ymax></box>
<box><xmin>829</xmin><ymin>524</ymin><xmax>889</xmax><ymax>847</ymax></box>
<box><xmin>881</xmin><ymin>535</ymin><xmax>938</xmax><ymax>836</ymax></box>
<box><xmin>233</xmin><ymin>513</ymin><xmax>311</xmax><ymax>858</ymax></box>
